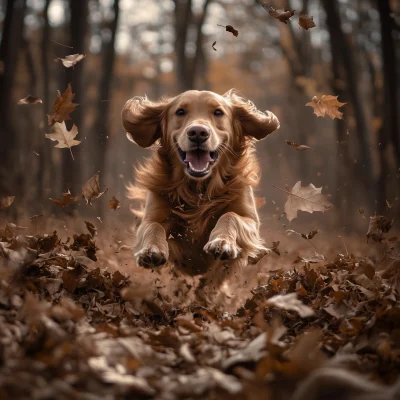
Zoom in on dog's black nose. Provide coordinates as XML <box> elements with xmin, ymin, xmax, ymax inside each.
<box><xmin>187</xmin><ymin>125</ymin><xmax>210</xmax><ymax>144</ymax></box>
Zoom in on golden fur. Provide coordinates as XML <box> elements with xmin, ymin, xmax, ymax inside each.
<box><xmin>121</xmin><ymin>89</ymin><xmax>279</xmax><ymax>287</ymax></box>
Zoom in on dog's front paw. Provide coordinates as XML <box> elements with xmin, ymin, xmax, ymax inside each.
<box><xmin>203</xmin><ymin>237</ymin><xmax>241</xmax><ymax>261</ymax></box>
<box><xmin>134</xmin><ymin>246</ymin><xmax>168</xmax><ymax>268</ymax></box>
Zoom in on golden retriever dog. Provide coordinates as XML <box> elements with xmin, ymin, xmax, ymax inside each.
<box><xmin>121</xmin><ymin>90</ymin><xmax>279</xmax><ymax>298</ymax></box>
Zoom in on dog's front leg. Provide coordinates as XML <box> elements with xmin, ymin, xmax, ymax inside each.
<box><xmin>204</xmin><ymin>211</ymin><xmax>267</xmax><ymax>261</ymax></box>
<box><xmin>134</xmin><ymin>192</ymin><xmax>170</xmax><ymax>268</ymax></box>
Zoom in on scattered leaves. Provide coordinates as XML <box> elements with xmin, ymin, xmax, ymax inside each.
<box><xmin>0</xmin><ymin>196</ymin><xmax>15</xmax><ymax>209</ymax></box>
<box><xmin>45</xmin><ymin>121</ymin><xmax>81</xmax><ymax>160</ymax></box>
<box><xmin>82</xmin><ymin>172</ymin><xmax>107</xmax><ymax>205</ymax></box>
<box><xmin>54</xmin><ymin>53</ymin><xmax>86</xmax><ymax>68</ymax></box>
<box><xmin>265</xmin><ymin>5</ymin><xmax>295</xmax><ymax>24</ymax></box>
<box><xmin>298</xmin><ymin>10</ymin><xmax>316</xmax><ymax>30</ymax></box>
<box><xmin>17</xmin><ymin>95</ymin><xmax>42</xmax><ymax>105</ymax></box>
<box><xmin>108</xmin><ymin>196</ymin><xmax>121</xmax><ymax>210</ymax></box>
<box><xmin>306</xmin><ymin>95</ymin><xmax>347</xmax><ymax>120</ymax></box>
<box><xmin>286</xmin><ymin>140</ymin><xmax>312</xmax><ymax>151</ymax></box>
<box><xmin>50</xmin><ymin>190</ymin><xmax>80</xmax><ymax>208</ymax></box>
<box><xmin>47</xmin><ymin>84</ymin><xmax>79</xmax><ymax>126</ymax></box>
<box><xmin>217</xmin><ymin>24</ymin><xmax>239</xmax><ymax>37</ymax></box>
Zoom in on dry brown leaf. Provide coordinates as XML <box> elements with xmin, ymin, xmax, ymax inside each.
<box><xmin>17</xmin><ymin>95</ymin><xmax>42</xmax><ymax>105</ymax></box>
<box><xmin>54</xmin><ymin>53</ymin><xmax>86</xmax><ymax>68</ymax></box>
<box><xmin>306</xmin><ymin>95</ymin><xmax>347</xmax><ymax>120</ymax></box>
<box><xmin>298</xmin><ymin>10</ymin><xmax>316</xmax><ymax>30</ymax></box>
<box><xmin>45</xmin><ymin>122</ymin><xmax>81</xmax><ymax>160</ymax></box>
<box><xmin>366</xmin><ymin>215</ymin><xmax>394</xmax><ymax>243</ymax></box>
<box><xmin>265</xmin><ymin>293</ymin><xmax>314</xmax><ymax>317</ymax></box>
<box><xmin>218</xmin><ymin>24</ymin><xmax>238</xmax><ymax>37</ymax></box>
<box><xmin>386</xmin><ymin>199</ymin><xmax>394</xmax><ymax>209</ymax></box>
<box><xmin>212</xmin><ymin>41</ymin><xmax>217</xmax><ymax>51</ymax></box>
<box><xmin>286</xmin><ymin>140</ymin><xmax>312</xmax><ymax>151</ymax></box>
<box><xmin>47</xmin><ymin>84</ymin><xmax>78</xmax><ymax>126</ymax></box>
<box><xmin>49</xmin><ymin>190</ymin><xmax>80</xmax><ymax>208</ymax></box>
<box><xmin>0</xmin><ymin>196</ymin><xmax>15</xmax><ymax>209</ymax></box>
<box><xmin>85</xmin><ymin>221</ymin><xmax>97</xmax><ymax>238</ymax></box>
<box><xmin>264</xmin><ymin>5</ymin><xmax>295</xmax><ymax>24</ymax></box>
<box><xmin>82</xmin><ymin>172</ymin><xmax>107</xmax><ymax>205</ymax></box>
<box><xmin>275</xmin><ymin>181</ymin><xmax>333</xmax><ymax>221</ymax></box>
<box><xmin>108</xmin><ymin>196</ymin><xmax>121</xmax><ymax>210</ymax></box>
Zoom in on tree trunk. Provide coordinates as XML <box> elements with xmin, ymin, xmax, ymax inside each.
<box><xmin>0</xmin><ymin>0</ymin><xmax>27</xmax><ymax>196</ymax></box>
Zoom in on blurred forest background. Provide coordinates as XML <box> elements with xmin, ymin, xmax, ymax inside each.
<box><xmin>0</xmin><ymin>0</ymin><xmax>399</xmax><ymax>234</ymax></box>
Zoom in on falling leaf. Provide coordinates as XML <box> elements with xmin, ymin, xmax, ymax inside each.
<box><xmin>217</xmin><ymin>24</ymin><xmax>238</xmax><ymax>37</ymax></box>
<box><xmin>286</xmin><ymin>140</ymin><xmax>312</xmax><ymax>151</ymax></box>
<box><xmin>47</xmin><ymin>84</ymin><xmax>78</xmax><ymax>126</ymax></box>
<box><xmin>274</xmin><ymin>181</ymin><xmax>333</xmax><ymax>222</ymax></box>
<box><xmin>82</xmin><ymin>172</ymin><xmax>107</xmax><ymax>205</ymax></box>
<box><xmin>264</xmin><ymin>5</ymin><xmax>295</xmax><ymax>24</ymax></box>
<box><xmin>271</xmin><ymin>241</ymin><xmax>280</xmax><ymax>256</ymax></box>
<box><xmin>212</xmin><ymin>41</ymin><xmax>217</xmax><ymax>51</ymax></box>
<box><xmin>108</xmin><ymin>196</ymin><xmax>120</xmax><ymax>210</ymax></box>
<box><xmin>49</xmin><ymin>190</ymin><xmax>80</xmax><ymax>208</ymax></box>
<box><xmin>298</xmin><ymin>10</ymin><xmax>316</xmax><ymax>30</ymax></box>
<box><xmin>17</xmin><ymin>95</ymin><xmax>42</xmax><ymax>105</ymax></box>
<box><xmin>85</xmin><ymin>221</ymin><xmax>97</xmax><ymax>238</ymax></box>
<box><xmin>54</xmin><ymin>53</ymin><xmax>86</xmax><ymax>68</ymax></box>
<box><xmin>366</xmin><ymin>215</ymin><xmax>394</xmax><ymax>243</ymax></box>
<box><xmin>306</xmin><ymin>95</ymin><xmax>347</xmax><ymax>120</ymax></box>
<box><xmin>0</xmin><ymin>196</ymin><xmax>15</xmax><ymax>209</ymax></box>
<box><xmin>386</xmin><ymin>199</ymin><xmax>394</xmax><ymax>209</ymax></box>
<box><xmin>45</xmin><ymin>121</ymin><xmax>81</xmax><ymax>160</ymax></box>
<box><xmin>265</xmin><ymin>293</ymin><xmax>314</xmax><ymax>317</ymax></box>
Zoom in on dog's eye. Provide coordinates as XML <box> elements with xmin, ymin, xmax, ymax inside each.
<box><xmin>214</xmin><ymin>109</ymin><xmax>224</xmax><ymax>116</ymax></box>
<box><xmin>175</xmin><ymin>108</ymin><xmax>186</xmax><ymax>116</ymax></box>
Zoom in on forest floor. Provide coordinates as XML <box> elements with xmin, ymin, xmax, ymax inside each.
<box><xmin>0</xmin><ymin>216</ymin><xmax>399</xmax><ymax>400</ymax></box>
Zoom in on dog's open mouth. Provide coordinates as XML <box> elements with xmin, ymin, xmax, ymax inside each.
<box><xmin>178</xmin><ymin>148</ymin><xmax>218</xmax><ymax>177</ymax></box>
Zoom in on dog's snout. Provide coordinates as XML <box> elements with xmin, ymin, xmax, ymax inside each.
<box><xmin>187</xmin><ymin>125</ymin><xmax>210</xmax><ymax>144</ymax></box>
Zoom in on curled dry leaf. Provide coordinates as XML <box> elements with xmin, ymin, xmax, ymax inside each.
<box><xmin>85</xmin><ymin>221</ymin><xmax>97</xmax><ymax>238</ymax></box>
<box><xmin>271</xmin><ymin>241</ymin><xmax>280</xmax><ymax>256</ymax></box>
<box><xmin>306</xmin><ymin>95</ymin><xmax>347</xmax><ymax>120</ymax></box>
<box><xmin>49</xmin><ymin>190</ymin><xmax>80</xmax><ymax>208</ymax></box>
<box><xmin>265</xmin><ymin>293</ymin><xmax>315</xmax><ymax>317</ymax></box>
<box><xmin>264</xmin><ymin>5</ymin><xmax>295</xmax><ymax>24</ymax></box>
<box><xmin>217</xmin><ymin>24</ymin><xmax>238</xmax><ymax>37</ymax></box>
<box><xmin>286</xmin><ymin>228</ymin><xmax>319</xmax><ymax>240</ymax></box>
<box><xmin>54</xmin><ymin>53</ymin><xmax>86</xmax><ymax>68</ymax></box>
<box><xmin>386</xmin><ymin>199</ymin><xmax>394</xmax><ymax>209</ymax></box>
<box><xmin>0</xmin><ymin>196</ymin><xmax>15</xmax><ymax>209</ymax></box>
<box><xmin>17</xmin><ymin>95</ymin><xmax>42</xmax><ymax>105</ymax></box>
<box><xmin>212</xmin><ymin>41</ymin><xmax>217</xmax><ymax>51</ymax></box>
<box><xmin>45</xmin><ymin>122</ymin><xmax>81</xmax><ymax>160</ymax></box>
<box><xmin>108</xmin><ymin>196</ymin><xmax>121</xmax><ymax>210</ymax></box>
<box><xmin>82</xmin><ymin>172</ymin><xmax>107</xmax><ymax>205</ymax></box>
<box><xmin>366</xmin><ymin>215</ymin><xmax>394</xmax><ymax>243</ymax></box>
<box><xmin>286</xmin><ymin>140</ymin><xmax>312</xmax><ymax>151</ymax></box>
<box><xmin>275</xmin><ymin>181</ymin><xmax>333</xmax><ymax>222</ymax></box>
<box><xmin>47</xmin><ymin>84</ymin><xmax>79</xmax><ymax>126</ymax></box>
<box><xmin>298</xmin><ymin>10</ymin><xmax>316</xmax><ymax>30</ymax></box>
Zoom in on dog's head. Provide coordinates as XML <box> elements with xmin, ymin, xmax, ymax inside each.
<box><xmin>122</xmin><ymin>90</ymin><xmax>280</xmax><ymax>179</ymax></box>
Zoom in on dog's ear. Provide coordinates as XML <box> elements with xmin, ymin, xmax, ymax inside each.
<box><xmin>121</xmin><ymin>96</ymin><xmax>171</xmax><ymax>147</ymax></box>
<box><xmin>224</xmin><ymin>90</ymin><xmax>280</xmax><ymax>140</ymax></box>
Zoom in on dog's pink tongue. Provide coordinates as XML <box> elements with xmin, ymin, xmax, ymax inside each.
<box><xmin>185</xmin><ymin>150</ymin><xmax>213</xmax><ymax>170</ymax></box>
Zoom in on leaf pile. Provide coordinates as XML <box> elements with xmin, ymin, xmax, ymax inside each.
<box><xmin>0</xmin><ymin>220</ymin><xmax>399</xmax><ymax>399</ymax></box>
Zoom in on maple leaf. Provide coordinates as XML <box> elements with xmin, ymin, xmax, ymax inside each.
<box><xmin>54</xmin><ymin>53</ymin><xmax>86</xmax><ymax>68</ymax></box>
<box><xmin>265</xmin><ymin>293</ymin><xmax>314</xmax><ymax>317</ymax></box>
<box><xmin>286</xmin><ymin>140</ymin><xmax>312</xmax><ymax>151</ymax></box>
<box><xmin>0</xmin><ymin>196</ymin><xmax>15</xmax><ymax>209</ymax></box>
<box><xmin>274</xmin><ymin>181</ymin><xmax>333</xmax><ymax>221</ymax></box>
<box><xmin>17</xmin><ymin>95</ymin><xmax>42</xmax><ymax>105</ymax></box>
<box><xmin>298</xmin><ymin>10</ymin><xmax>316</xmax><ymax>30</ymax></box>
<box><xmin>212</xmin><ymin>41</ymin><xmax>217</xmax><ymax>51</ymax></box>
<box><xmin>108</xmin><ymin>196</ymin><xmax>121</xmax><ymax>210</ymax></box>
<box><xmin>47</xmin><ymin>84</ymin><xmax>79</xmax><ymax>126</ymax></box>
<box><xmin>49</xmin><ymin>190</ymin><xmax>80</xmax><ymax>208</ymax></box>
<box><xmin>82</xmin><ymin>172</ymin><xmax>107</xmax><ymax>205</ymax></box>
<box><xmin>264</xmin><ymin>5</ymin><xmax>295</xmax><ymax>24</ymax></box>
<box><xmin>306</xmin><ymin>95</ymin><xmax>346</xmax><ymax>120</ymax></box>
<box><xmin>217</xmin><ymin>24</ymin><xmax>238</xmax><ymax>37</ymax></box>
<box><xmin>366</xmin><ymin>215</ymin><xmax>394</xmax><ymax>243</ymax></box>
<box><xmin>45</xmin><ymin>122</ymin><xmax>81</xmax><ymax>160</ymax></box>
